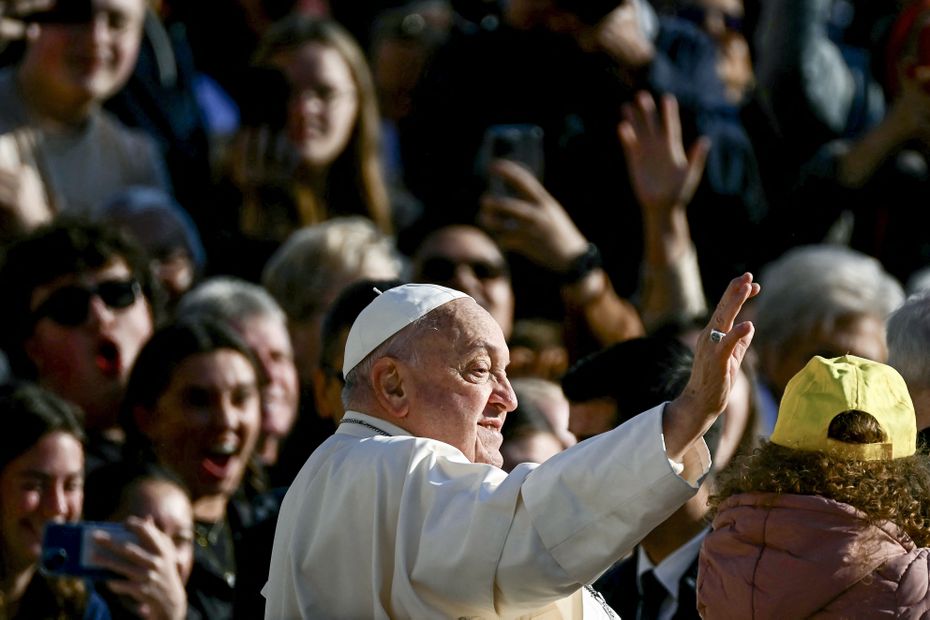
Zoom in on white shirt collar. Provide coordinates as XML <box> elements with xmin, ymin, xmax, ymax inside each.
<box><xmin>635</xmin><ymin>527</ymin><xmax>708</xmax><ymax>600</ymax></box>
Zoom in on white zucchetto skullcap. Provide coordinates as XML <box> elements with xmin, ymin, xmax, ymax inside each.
<box><xmin>342</xmin><ymin>283</ymin><xmax>470</xmax><ymax>376</ymax></box>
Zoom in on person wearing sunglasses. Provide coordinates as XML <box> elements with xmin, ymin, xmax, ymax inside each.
<box><xmin>0</xmin><ymin>219</ymin><xmax>158</xmax><ymax>474</ymax></box>
<box><xmin>412</xmin><ymin>224</ymin><xmax>516</xmax><ymax>340</ymax></box>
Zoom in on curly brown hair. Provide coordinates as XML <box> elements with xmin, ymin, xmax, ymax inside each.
<box><xmin>710</xmin><ymin>410</ymin><xmax>930</xmax><ymax>547</ymax></box>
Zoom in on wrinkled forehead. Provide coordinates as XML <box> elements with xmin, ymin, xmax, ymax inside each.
<box><xmin>419</xmin><ymin>298</ymin><xmax>509</xmax><ymax>354</ymax></box>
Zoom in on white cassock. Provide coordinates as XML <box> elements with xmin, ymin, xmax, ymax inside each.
<box><xmin>263</xmin><ymin>403</ymin><xmax>709</xmax><ymax>619</ymax></box>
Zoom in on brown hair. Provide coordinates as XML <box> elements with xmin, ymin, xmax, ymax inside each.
<box><xmin>254</xmin><ymin>16</ymin><xmax>391</xmax><ymax>234</ymax></box>
<box><xmin>711</xmin><ymin>410</ymin><xmax>930</xmax><ymax>546</ymax></box>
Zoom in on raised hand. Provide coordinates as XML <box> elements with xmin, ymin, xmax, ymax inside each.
<box><xmin>618</xmin><ymin>91</ymin><xmax>710</xmax><ymax>216</ymax></box>
<box><xmin>0</xmin><ymin>163</ymin><xmax>52</xmax><ymax>232</ymax></box>
<box><xmin>663</xmin><ymin>272</ymin><xmax>760</xmax><ymax>463</ymax></box>
<box><xmin>479</xmin><ymin>158</ymin><xmax>646</xmax><ymax>344</ymax></box>
<box><xmin>835</xmin><ymin>65</ymin><xmax>930</xmax><ymax>188</ymax></box>
<box><xmin>0</xmin><ymin>0</ymin><xmax>52</xmax><ymax>43</ymax></box>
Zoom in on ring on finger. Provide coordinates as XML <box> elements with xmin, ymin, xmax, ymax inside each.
<box><xmin>710</xmin><ymin>329</ymin><xmax>726</xmax><ymax>343</ymax></box>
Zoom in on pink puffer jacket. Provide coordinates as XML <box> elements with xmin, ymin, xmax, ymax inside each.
<box><xmin>697</xmin><ymin>493</ymin><xmax>930</xmax><ymax>619</ymax></box>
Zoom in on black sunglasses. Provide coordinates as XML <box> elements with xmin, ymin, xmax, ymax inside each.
<box><xmin>32</xmin><ymin>279</ymin><xmax>142</xmax><ymax>327</ymax></box>
<box><xmin>419</xmin><ymin>257</ymin><xmax>509</xmax><ymax>283</ymax></box>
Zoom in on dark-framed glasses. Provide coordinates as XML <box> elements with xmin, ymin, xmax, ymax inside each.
<box><xmin>32</xmin><ymin>279</ymin><xmax>141</xmax><ymax>327</ymax></box>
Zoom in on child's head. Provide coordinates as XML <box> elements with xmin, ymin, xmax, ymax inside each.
<box><xmin>713</xmin><ymin>355</ymin><xmax>930</xmax><ymax>546</ymax></box>
<box><xmin>771</xmin><ymin>355</ymin><xmax>916</xmax><ymax>460</ymax></box>
<box><xmin>84</xmin><ymin>465</ymin><xmax>194</xmax><ymax>583</ymax></box>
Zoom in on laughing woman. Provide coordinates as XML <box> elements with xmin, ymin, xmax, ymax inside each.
<box><xmin>120</xmin><ymin>318</ymin><xmax>279</xmax><ymax>619</ymax></box>
<box><xmin>0</xmin><ymin>382</ymin><xmax>109</xmax><ymax>619</ymax></box>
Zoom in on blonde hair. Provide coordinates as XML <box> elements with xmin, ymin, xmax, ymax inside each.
<box><xmin>261</xmin><ymin>217</ymin><xmax>404</xmax><ymax>322</ymax></box>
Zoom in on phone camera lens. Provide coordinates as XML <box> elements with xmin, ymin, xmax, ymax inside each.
<box><xmin>42</xmin><ymin>548</ymin><xmax>68</xmax><ymax>572</ymax></box>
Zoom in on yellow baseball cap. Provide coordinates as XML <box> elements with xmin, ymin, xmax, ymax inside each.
<box><xmin>771</xmin><ymin>355</ymin><xmax>917</xmax><ymax>460</ymax></box>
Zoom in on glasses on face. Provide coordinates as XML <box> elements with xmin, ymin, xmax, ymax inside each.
<box><xmin>293</xmin><ymin>86</ymin><xmax>356</xmax><ymax>106</ymax></box>
<box><xmin>32</xmin><ymin>279</ymin><xmax>141</xmax><ymax>327</ymax></box>
<box><xmin>419</xmin><ymin>257</ymin><xmax>509</xmax><ymax>283</ymax></box>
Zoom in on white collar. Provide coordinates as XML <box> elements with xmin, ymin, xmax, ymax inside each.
<box><xmin>635</xmin><ymin>528</ymin><xmax>708</xmax><ymax>600</ymax></box>
<box><xmin>338</xmin><ymin>411</ymin><xmax>410</xmax><ymax>438</ymax></box>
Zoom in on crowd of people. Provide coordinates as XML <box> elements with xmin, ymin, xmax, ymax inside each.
<box><xmin>1</xmin><ymin>0</ymin><xmax>930</xmax><ymax>617</ymax></box>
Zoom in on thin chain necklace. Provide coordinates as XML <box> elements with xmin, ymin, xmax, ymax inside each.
<box><xmin>340</xmin><ymin>417</ymin><xmax>392</xmax><ymax>437</ymax></box>
<box><xmin>194</xmin><ymin>518</ymin><xmax>227</xmax><ymax>548</ymax></box>
<box><xmin>194</xmin><ymin>518</ymin><xmax>236</xmax><ymax>589</ymax></box>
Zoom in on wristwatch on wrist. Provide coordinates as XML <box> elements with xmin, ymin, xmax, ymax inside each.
<box><xmin>560</xmin><ymin>243</ymin><xmax>602</xmax><ymax>284</ymax></box>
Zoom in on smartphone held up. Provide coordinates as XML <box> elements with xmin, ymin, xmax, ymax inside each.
<box><xmin>477</xmin><ymin>124</ymin><xmax>544</xmax><ymax>197</ymax></box>
<box><xmin>41</xmin><ymin>521</ymin><xmax>139</xmax><ymax>580</ymax></box>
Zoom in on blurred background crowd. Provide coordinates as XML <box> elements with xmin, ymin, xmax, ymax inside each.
<box><xmin>2</xmin><ymin>0</ymin><xmax>930</xmax><ymax>617</ymax></box>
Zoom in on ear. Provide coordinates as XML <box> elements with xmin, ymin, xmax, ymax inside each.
<box><xmin>370</xmin><ymin>357</ymin><xmax>409</xmax><ymax>420</ymax></box>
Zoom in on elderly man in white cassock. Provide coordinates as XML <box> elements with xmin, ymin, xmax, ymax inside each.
<box><xmin>264</xmin><ymin>274</ymin><xmax>760</xmax><ymax>619</ymax></box>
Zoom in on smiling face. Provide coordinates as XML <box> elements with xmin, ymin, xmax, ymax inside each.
<box><xmin>24</xmin><ymin>259</ymin><xmax>153</xmax><ymax>431</ymax></box>
<box><xmin>22</xmin><ymin>0</ymin><xmax>145</xmax><ymax>107</ymax></box>
<box><xmin>235</xmin><ymin>315</ymin><xmax>299</xmax><ymax>465</ymax></box>
<box><xmin>0</xmin><ymin>431</ymin><xmax>83</xmax><ymax>575</ymax></box>
<box><xmin>138</xmin><ymin>350</ymin><xmax>261</xmax><ymax>502</ymax></box>
<box><xmin>399</xmin><ymin>299</ymin><xmax>517</xmax><ymax>467</ymax></box>
<box><xmin>276</xmin><ymin>41</ymin><xmax>359</xmax><ymax>170</ymax></box>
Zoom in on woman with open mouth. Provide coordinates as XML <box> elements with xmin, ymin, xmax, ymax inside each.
<box><xmin>119</xmin><ymin>317</ymin><xmax>279</xmax><ymax>619</ymax></box>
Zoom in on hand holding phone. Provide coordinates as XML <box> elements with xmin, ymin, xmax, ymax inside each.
<box><xmin>41</xmin><ymin>521</ymin><xmax>139</xmax><ymax>580</ymax></box>
<box><xmin>478</xmin><ymin>159</ymin><xmax>590</xmax><ymax>272</ymax></box>
<box><xmin>43</xmin><ymin>518</ymin><xmax>189</xmax><ymax>618</ymax></box>
<box><xmin>97</xmin><ymin>516</ymin><xmax>189</xmax><ymax>619</ymax></box>
<box><xmin>476</xmin><ymin>124</ymin><xmax>544</xmax><ymax>198</ymax></box>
